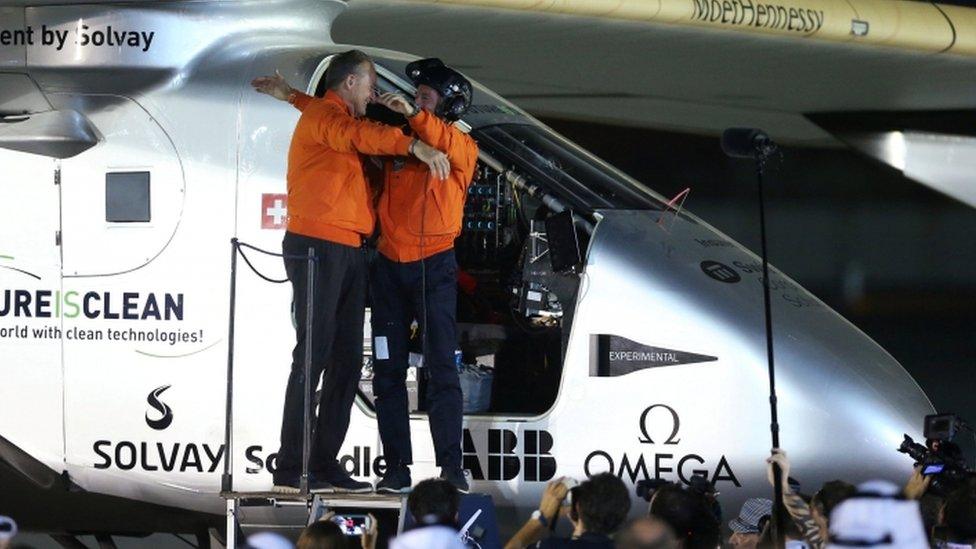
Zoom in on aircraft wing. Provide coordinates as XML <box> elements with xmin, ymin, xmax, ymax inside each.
<box><xmin>334</xmin><ymin>0</ymin><xmax>976</xmax><ymax>205</ymax></box>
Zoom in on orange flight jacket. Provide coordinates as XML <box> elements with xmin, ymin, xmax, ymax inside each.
<box><xmin>293</xmin><ymin>92</ymin><xmax>478</xmax><ymax>261</ymax></box>
<box><xmin>286</xmin><ymin>89</ymin><xmax>413</xmax><ymax>247</ymax></box>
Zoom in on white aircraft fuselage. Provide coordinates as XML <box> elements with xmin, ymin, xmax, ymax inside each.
<box><xmin>0</xmin><ymin>0</ymin><xmax>933</xmax><ymax>537</ymax></box>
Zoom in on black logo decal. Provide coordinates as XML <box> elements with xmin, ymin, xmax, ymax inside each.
<box><xmin>145</xmin><ymin>385</ymin><xmax>173</xmax><ymax>431</ymax></box>
<box><xmin>583</xmin><ymin>403</ymin><xmax>742</xmax><ymax>488</ymax></box>
<box><xmin>488</xmin><ymin>429</ymin><xmax>520</xmax><ymax>481</ymax></box>
<box><xmin>463</xmin><ymin>430</ymin><xmax>484</xmax><ymax>480</ymax></box>
<box><xmin>463</xmin><ymin>429</ymin><xmax>556</xmax><ymax>482</ymax></box>
<box><xmin>523</xmin><ymin>430</ymin><xmax>557</xmax><ymax>482</ymax></box>
<box><xmin>593</xmin><ymin>335</ymin><xmax>718</xmax><ymax>377</ymax></box>
<box><xmin>700</xmin><ymin>260</ymin><xmax>740</xmax><ymax>283</ymax></box>
<box><xmin>639</xmin><ymin>404</ymin><xmax>680</xmax><ymax>445</ymax></box>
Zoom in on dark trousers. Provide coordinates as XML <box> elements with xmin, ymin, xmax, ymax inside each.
<box><xmin>275</xmin><ymin>231</ymin><xmax>366</xmax><ymax>480</ymax></box>
<box><xmin>370</xmin><ymin>250</ymin><xmax>462</xmax><ymax>469</ymax></box>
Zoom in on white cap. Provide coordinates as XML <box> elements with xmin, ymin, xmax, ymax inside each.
<box><xmin>391</xmin><ymin>525</ymin><xmax>465</xmax><ymax>549</ymax></box>
<box><xmin>826</xmin><ymin>480</ymin><xmax>927</xmax><ymax>549</ymax></box>
<box><xmin>0</xmin><ymin>516</ymin><xmax>17</xmax><ymax>541</ymax></box>
<box><xmin>245</xmin><ymin>531</ymin><xmax>294</xmax><ymax>549</ymax></box>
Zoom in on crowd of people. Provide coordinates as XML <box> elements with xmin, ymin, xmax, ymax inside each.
<box><xmin>2</xmin><ymin>441</ymin><xmax>967</xmax><ymax>549</ymax></box>
<box><xmin>235</xmin><ymin>446</ymin><xmax>975</xmax><ymax>549</ymax></box>
<box><xmin>1</xmin><ymin>444</ymin><xmax>971</xmax><ymax>548</ymax></box>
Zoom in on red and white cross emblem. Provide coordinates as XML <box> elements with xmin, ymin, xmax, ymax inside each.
<box><xmin>261</xmin><ymin>193</ymin><xmax>288</xmax><ymax>230</ymax></box>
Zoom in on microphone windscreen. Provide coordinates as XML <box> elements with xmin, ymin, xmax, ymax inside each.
<box><xmin>721</xmin><ymin>128</ymin><xmax>764</xmax><ymax>159</ymax></box>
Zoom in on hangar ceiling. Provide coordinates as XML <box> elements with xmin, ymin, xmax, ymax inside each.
<box><xmin>334</xmin><ymin>0</ymin><xmax>976</xmax><ymax>146</ymax></box>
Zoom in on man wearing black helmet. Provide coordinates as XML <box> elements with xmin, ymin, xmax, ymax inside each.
<box><xmin>368</xmin><ymin>58</ymin><xmax>478</xmax><ymax>495</ymax></box>
<box><xmin>254</xmin><ymin>58</ymin><xmax>478</xmax><ymax>494</ymax></box>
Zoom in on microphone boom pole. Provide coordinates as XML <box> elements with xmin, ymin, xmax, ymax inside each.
<box><xmin>721</xmin><ymin>128</ymin><xmax>786</xmax><ymax>549</ymax></box>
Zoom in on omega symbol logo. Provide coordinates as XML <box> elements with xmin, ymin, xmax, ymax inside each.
<box><xmin>638</xmin><ymin>404</ymin><xmax>681</xmax><ymax>445</ymax></box>
<box><xmin>145</xmin><ymin>385</ymin><xmax>173</xmax><ymax>431</ymax></box>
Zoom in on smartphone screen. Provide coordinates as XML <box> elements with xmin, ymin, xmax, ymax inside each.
<box><xmin>332</xmin><ymin>514</ymin><xmax>368</xmax><ymax>536</ymax></box>
<box><xmin>922</xmin><ymin>463</ymin><xmax>944</xmax><ymax>475</ymax></box>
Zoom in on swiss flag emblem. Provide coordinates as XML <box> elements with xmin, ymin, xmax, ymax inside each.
<box><xmin>262</xmin><ymin>194</ymin><xmax>288</xmax><ymax>230</ymax></box>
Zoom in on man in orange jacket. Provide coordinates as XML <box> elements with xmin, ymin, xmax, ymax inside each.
<box><xmin>254</xmin><ymin>58</ymin><xmax>478</xmax><ymax>493</ymax></box>
<box><xmin>252</xmin><ymin>50</ymin><xmax>451</xmax><ymax>494</ymax></box>
<box><xmin>369</xmin><ymin>59</ymin><xmax>478</xmax><ymax>494</ymax></box>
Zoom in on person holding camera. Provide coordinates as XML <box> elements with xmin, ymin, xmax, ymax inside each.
<box><xmin>392</xmin><ymin>478</ymin><xmax>465</xmax><ymax>549</ymax></box>
<box><xmin>647</xmin><ymin>483</ymin><xmax>721</xmax><ymax>549</ymax></box>
<box><xmin>291</xmin><ymin>511</ymin><xmax>378</xmax><ymax>549</ymax></box>
<box><xmin>905</xmin><ymin>464</ymin><xmax>976</xmax><ymax>548</ymax></box>
<box><xmin>504</xmin><ymin>473</ymin><xmax>631</xmax><ymax>548</ymax></box>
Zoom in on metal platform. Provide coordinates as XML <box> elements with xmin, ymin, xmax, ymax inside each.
<box><xmin>220</xmin><ymin>490</ymin><xmax>405</xmax><ymax>508</ymax></box>
<box><xmin>223</xmin><ymin>489</ymin><xmax>410</xmax><ymax>545</ymax></box>
<box><xmin>220</xmin><ymin>490</ymin><xmax>311</xmax><ymax>502</ymax></box>
<box><xmin>315</xmin><ymin>493</ymin><xmax>406</xmax><ymax>509</ymax></box>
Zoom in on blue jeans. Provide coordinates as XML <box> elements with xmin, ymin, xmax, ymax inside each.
<box><xmin>370</xmin><ymin>249</ymin><xmax>462</xmax><ymax>469</ymax></box>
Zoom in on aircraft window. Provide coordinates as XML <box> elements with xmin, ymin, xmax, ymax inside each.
<box><xmin>105</xmin><ymin>171</ymin><xmax>151</xmax><ymax>223</ymax></box>
<box><xmin>475</xmin><ymin>124</ymin><xmax>664</xmax><ymax>212</ymax></box>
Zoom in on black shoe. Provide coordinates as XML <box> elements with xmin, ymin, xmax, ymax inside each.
<box><xmin>440</xmin><ymin>467</ymin><xmax>470</xmax><ymax>494</ymax></box>
<box><xmin>314</xmin><ymin>469</ymin><xmax>372</xmax><ymax>494</ymax></box>
<box><xmin>376</xmin><ymin>465</ymin><xmax>412</xmax><ymax>494</ymax></box>
<box><xmin>271</xmin><ymin>474</ymin><xmax>300</xmax><ymax>494</ymax></box>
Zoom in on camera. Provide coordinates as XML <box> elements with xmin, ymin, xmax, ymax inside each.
<box><xmin>897</xmin><ymin>413</ymin><xmax>974</xmax><ymax>496</ymax></box>
<box><xmin>635</xmin><ymin>475</ymin><xmax>722</xmax><ymax>523</ymax></box>
<box><xmin>635</xmin><ymin>474</ymin><xmax>719</xmax><ymax>502</ymax></box>
<box><xmin>925</xmin><ymin>413</ymin><xmax>961</xmax><ymax>441</ymax></box>
<box><xmin>331</xmin><ymin>514</ymin><xmax>371</xmax><ymax>537</ymax></box>
<box><xmin>561</xmin><ymin>476</ymin><xmax>579</xmax><ymax>506</ymax></box>
<box><xmin>635</xmin><ymin>478</ymin><xmax>672</xmax><ymax>502</ymax></box>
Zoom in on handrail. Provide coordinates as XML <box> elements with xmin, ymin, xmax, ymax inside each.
<box><xmin>222</xmin><ymin>238</ymin><xmax>317</xmax><ymax>496</ymax></box>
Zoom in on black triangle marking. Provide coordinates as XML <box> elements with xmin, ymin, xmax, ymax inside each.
<box><xmin>593</xmin><ymin>334</ymin><xmax>718</xmax><ymax>377</ymax></box>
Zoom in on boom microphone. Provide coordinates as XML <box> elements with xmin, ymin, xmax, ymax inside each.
<box><xmin>722</xmin><ymin>125</ymin><xmax>786</xmax><ymax>548</ymax></box>
<box><xmin>721</xmin><ymin>128</ymin><xmax>777</xmax><ymax>159</ymax></box>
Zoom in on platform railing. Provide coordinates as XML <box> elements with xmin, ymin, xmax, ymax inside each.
<box><xmin>221</xmin><ymin>238</ymin><xmax>316</xmax><ymax>547</ymax></box>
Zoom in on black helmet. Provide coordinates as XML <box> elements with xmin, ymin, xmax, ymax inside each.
<box><xmin>405</xmin><ymin>58</ymin><xmax>473</xmax><ymax>121</ymax></box>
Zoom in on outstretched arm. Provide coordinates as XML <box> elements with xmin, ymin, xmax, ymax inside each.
<box><xmin>251</xmin><ymin>70</ymin><xmax>296</xmax><ymax>102</ymax></box>
<box><xmin>504</xmin><ymin>478</ymin><xmax>569</xmax><ymax>549</ymax></box>
<box><xmin>251</xmin><ymin>73</ymin><xmax>448</xmax><ymax>179</ymax></box>
<box><xmin>252</xmin><ymin>71</ymin><xmax>314</xmax><ymax>111</ymax></box>
<box><xmin>767</xmin><ymin>449</ymin><xmax>824</xmax><ymax>549</ymax></box>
